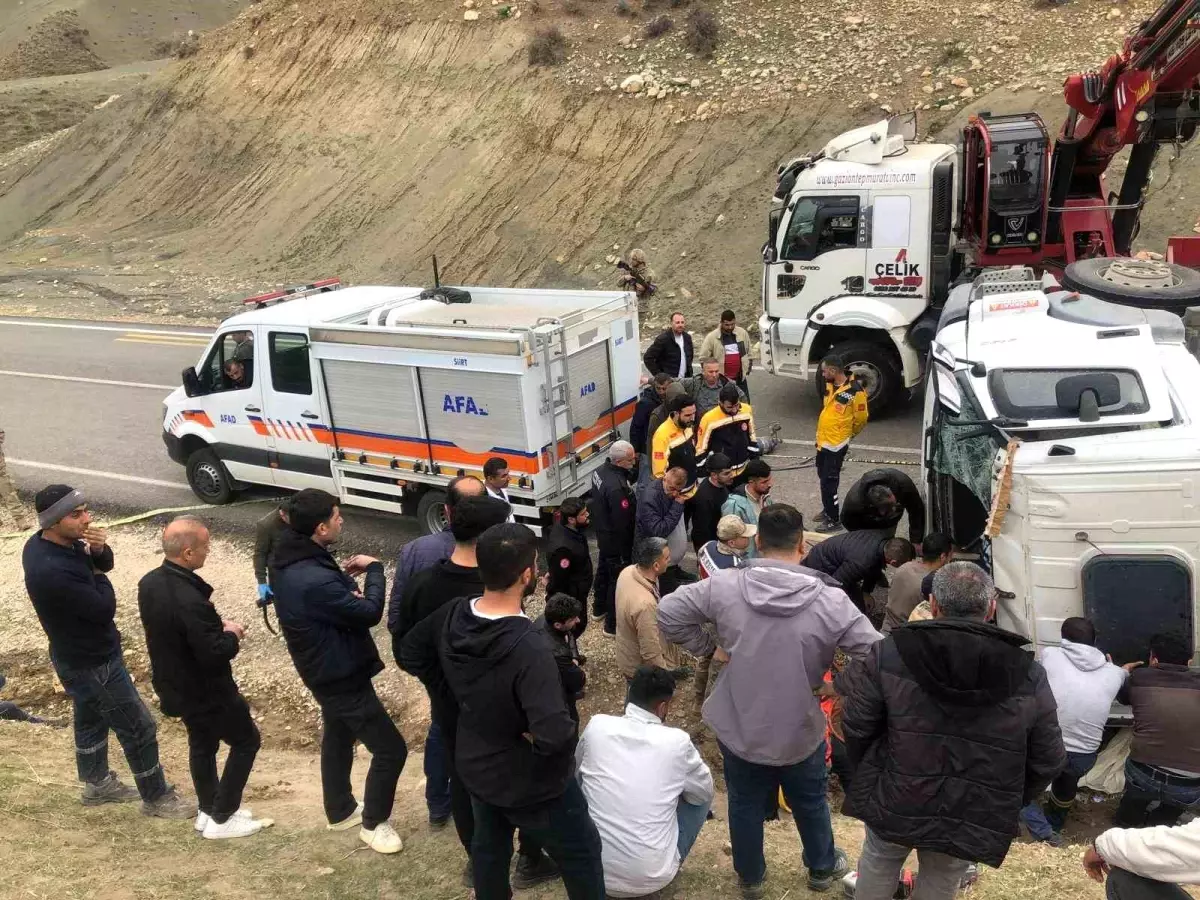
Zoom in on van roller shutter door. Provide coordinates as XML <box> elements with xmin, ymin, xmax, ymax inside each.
<box><xmin>567</xmin><ymin>342</ymin><xmax>613</xmax><ymax>430</ymax></box>
<box><xmin>419</xmin><ymin>368</ymin><xmax>527</xmax><ymax>455</ymax></box>
<box><xmin>322</xmin><ymin>360</ymin><xmax>423</xmax><ymax>438</ymax></box>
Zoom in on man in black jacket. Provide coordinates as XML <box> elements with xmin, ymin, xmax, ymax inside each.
<box><xmin>838</xmin><ymin>562</ymin><xmax>1065</xmax><ymax>900</ymax></box>
<box><xmin>271</xmin><ymin>488</ymin><xmax>408</xmax><ymax>855</ymax></box>
<box><xmin>251</xmin><ymin>501</ymin><xmax>288</xmax><ymax>613</ymax></box>
<box><xmin>589</xmin><ymin>441</ymin><xmax>638</xmax><ymax>636</ymax></box>
<box><xmin>139</xmin><ymin>516</ymin><xmax>265</xmax><ymax>839</ymax></box>
<box><xmin>398</xmin><ymin>510</ymin><xmax>561</xmax><ymax>891</ymax></box>
<box><xmin>802</xmin><ymin>531</ymin><xmax>914</xmax><ymax>615</ymax></box>
<box><xmin>535</xmin><ymin>593</ymin><xmax>588</xmax><ymax>723</ymax></box>
<box><xmin>629</xmin><ymin>374</ymin><xmax>674</xmax><ymax>462</ymax></box>
<box><xmin>840</xmin><ymin>468</ymin><xmax>926</xmax><ymax>544</ymax></box>
<box><xmin>642</xmin><ymin>312</ymin><xmax>694</xmax><ymax>379</ymax></box>
<box><xmin>438</xmin><ymin>523</ymin><xmax>605</xmax><ymax>900</ymax></box>
<box><xmin>22</xmin><ymin>484</ymin><xmax>193</xmax><ymax>818</ymax></box>
<box><xmin>544</xmin><ymin>497</ymin><xmax>593</xmax><ymax>621</ymax></box>
<box><xmin>687</xmin><ymin>451</ymin><xmax>733</xmax><ymax>552</ymax></box>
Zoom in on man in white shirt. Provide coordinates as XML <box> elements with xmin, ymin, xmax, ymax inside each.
<box><xmin>483</xmin><ymin>456</ymin><xmax>516</xmax><ymax>523</ymax></box>
<box><xmin>1084</xmin><ymin>817</ymin><xmax>1200</xmax><ymax>900</ymax></box>
<box><xmin>1020</xmin><ymin>616</ymin><xmax>1136</xmax><ymax>844</ymax></box>
<box><xmin>576</xmin><ymin>665</ymin><xmax>714</xmax><ymax>897</ymax></box>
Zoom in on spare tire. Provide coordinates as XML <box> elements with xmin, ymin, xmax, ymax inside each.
<box><xmin>1060</xmin><ymin>258</ymin><xmax>1200</xmax><ymax>312</ymax></box>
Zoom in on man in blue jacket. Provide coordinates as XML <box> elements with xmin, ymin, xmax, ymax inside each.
<box><xmin>271</xmin><ymin>488</ymin><xmax>408</xmax><ymax>855</ymax></box>
<box><xmin>23</xmin><ymin>484</ymin><xmax>194</xmax><ymax>819</ymax></box>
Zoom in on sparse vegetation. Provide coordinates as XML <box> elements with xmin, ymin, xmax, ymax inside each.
<box><xmin>684</xmin><ymin>7</ymin><xmax>719</xmax><ymax>56</ymax></box>
<box><xmin>668</xmin><ymin>0</ymin><xmax>690</xmax><ymax>8</ymax></box>
<box><xmin>528</xmin><ymin>26</ymin><xmax>568</xmax><ymax>66</ymax></box>
<box><xmin>935</xmin><ymin>42</ymin><xmax>967</xmax><ymax>66</ymax></box>
<box><xmin>643</xmin><ymin>14</ymin><xmax>673</xmax><ymax>38</ymax></box>
<box><xmin>615</xmin><ymin>0</ymin><xmax>634</xmax><ymax>16</ymax></box>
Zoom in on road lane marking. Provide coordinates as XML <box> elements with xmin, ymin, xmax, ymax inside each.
<box><xmin>0</xmin><ymin>369</ymin><xmax>175</xmax><ymax>390</ymax></box>
<box><xmin>779</xmin><ymin>438</ymin><xmax>921</xmax><ymax>455</ymax></box>
<box><xmin>7</xmin><ymin>458</ymin><xmax>193</xmax><ymax>490</ymax></box>
<box><xmin>115</xmin><ymin>335</ymin><xmax>210</xmax><ymax>347</ymax></box>
<box><xmin>0</xmin><ymin>318</ymin><xmax>211</xmax><ymax>337</ymax></box>
<box><xmin>116</xmin><ymin>333</ymin><xmax>210</xmax><ymax>345</ymax></box>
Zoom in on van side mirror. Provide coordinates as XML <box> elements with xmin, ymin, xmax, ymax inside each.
<box><xmin>766</xmin><ymin>208</ymin><xmax>783</xmax><ymax>262</ymax></box>
<box><xmin>182</xmin><ymin>366</ymin><xmax>204</xmax><ymax>398</ymax></box>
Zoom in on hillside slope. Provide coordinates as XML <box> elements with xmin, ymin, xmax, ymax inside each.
<box><xmin>0</xmin><ymin>0</ymin><xmax>1195</xmax><ymax>327</ymax></box>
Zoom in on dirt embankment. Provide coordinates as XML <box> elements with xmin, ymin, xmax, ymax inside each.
<box><xmin>0</xmin><ymin>0</ymin><xmax>1197</xmax><ymax>329</ymax></box>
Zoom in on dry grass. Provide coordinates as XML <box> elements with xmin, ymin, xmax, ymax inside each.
<box><xmin>528</xmin><ymin>26</ymin><xmax>568</xmax><ymax>67</ymax></box>
<box><xmin>643</xmin><ymin>14</ymin><xmax>674</xmax><ymax>39</ymax></box>
<box><xmin>683</xmin><ymin>7</ymin><xmax>718</xmax><ymax>57</ymax></box>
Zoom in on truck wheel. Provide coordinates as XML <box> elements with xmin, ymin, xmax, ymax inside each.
<box><xmin>416</xmin><ymin>489</ymin><xmax>449</xmax><ymax>535</ymax></box>
<box><xmin>813</xmin><ymin>341</ymin><xmax>902</xmax><ymax>417</ymax></box>
<box><xmin>1060</xmin><ymin>258</ymin><xmax>1200</xmax><ymax>312</ymax></box>
<box><xmin>185</xmin><ymin>448</ymin><xmax>235</xmax><ymax>505</ymax></box>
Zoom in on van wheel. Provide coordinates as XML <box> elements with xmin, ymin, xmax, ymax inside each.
<box><xmin>416</xmin><ymin>489</ymin><xmax>449</xmax><ymax>535</ymax></box>
<box><xmin>186</xmin><ymin>448</ymin><xmax>235</xmax><ymax>504</ymax></box>
<box><xmin>813</xmin><ymin>341</ymin><xmax>902</xmax><ymax>417</ymax></box>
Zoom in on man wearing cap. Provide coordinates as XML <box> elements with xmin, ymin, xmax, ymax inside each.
<box><xmin>22</xmin><ymin>485</ymin><xmax>194</xmax><ymax>818</ymax></box>
<box><xmin>698</xmin><ymin>516</ymin><xmax>756</xmax><ymax>580</ymax></box>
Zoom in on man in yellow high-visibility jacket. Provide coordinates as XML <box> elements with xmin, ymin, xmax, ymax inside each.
<box><xmin>651</xmin><ymin>395</ymin><xmax>698</xmax><ymax>492</ymax></box>
<box><xmin>813</xmin><ymin>359</ymin><xmax>868</xmax><ymax>533</ymax></box>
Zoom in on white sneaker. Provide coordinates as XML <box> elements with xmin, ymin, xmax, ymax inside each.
<box><xmin>327</xmin><ymin>802</ymin><xmax>364</xmax><ymax>831</ymax></box>
<box><xmin>194</xmin><ymin>812</ymin><xmax>210</xmax><ymax>834</ymax></box>
<box><xmin>360</xmin><ymin>821</ymin><xmax>403</xmax><ymax>854</ymax></box>
<box><xmin>202</xmin><ymin>815</ymin><xmax>264</xmax><ymax>840</ymax></box>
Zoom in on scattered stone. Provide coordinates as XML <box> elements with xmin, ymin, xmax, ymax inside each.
<box><xmin>715</xmin><ymin>213</ymin><xmax>727</xmax><ymax>226</ymax></box>
<box><xmin>951</xmin><ymin>76</ymin><xmax>970</xmax><ymax>88</ymax></box>
<box><xmin>621</xmin><ymin>74</ymin><xmax>644</xmax><ymax>92</ymax></box>
<box><xmin>959</xmin><ymin>86</ymin><xmax>975</xmax><ymax>98</ymax></box>
<box><xmin>463</xmin><ymin>9</ymin><xmax>480</xmax><ymax>19</ymax></box>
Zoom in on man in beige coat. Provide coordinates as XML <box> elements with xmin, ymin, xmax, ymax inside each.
<box><xmin>698</xmin><ymin>310</ymin><xmax>752</xmax><ymax>397</ymax></box>
<box><xmin>616</xmin><ymin>537</ymin><xmax>685</xmax><ymax>681</ymax></box>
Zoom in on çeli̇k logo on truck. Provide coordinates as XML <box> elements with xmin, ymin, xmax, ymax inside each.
<box><xmin>868</xmin><ymin>248</ymin><xmax>924</xmax><ymax>294</ymax></box>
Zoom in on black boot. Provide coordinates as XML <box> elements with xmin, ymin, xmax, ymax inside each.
<box><xmin>512</xmin><ymin>850</ymin><xmax>560</xmax><ymax>889</ymax></box>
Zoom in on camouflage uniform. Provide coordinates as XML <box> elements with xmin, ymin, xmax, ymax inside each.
<box><xmin>619</xmin><ymin>249</ymin><xmax>656</xmax><ymax>299</ymax></box>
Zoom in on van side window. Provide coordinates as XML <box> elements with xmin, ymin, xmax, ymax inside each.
<box><xmin>270</xmin><ymin>332</ymin><xmax>313</xmax><ymax>395</ymax></box>
<box><xmin>200</xmin><ymin>332</ymin><xmax>254</xmax><ymax>392</ymax></box>
<box><xmin>781</xmin><ymin>196</ymin><xmax>860</xmax><ymax>261</ymax></box>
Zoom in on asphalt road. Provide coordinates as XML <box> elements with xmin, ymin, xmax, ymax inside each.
<box><xmin>0</xmin><ymin>316</ymin><xmax>924</xmax><ymax>551</ymax></box>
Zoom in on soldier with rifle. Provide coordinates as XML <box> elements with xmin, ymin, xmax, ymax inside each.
<box><xmin>618</xmin><ymin>248</ymin><xmax>657</xmax><ymax>300</ymax></box>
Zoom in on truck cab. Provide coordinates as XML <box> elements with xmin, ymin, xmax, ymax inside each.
<box><xmin>759</xmin><ymin>118</ymin><xmax>958</xmax><ymax>413</ymax></box>
<box><xmin>924</xmin><ymin>267</ymin><xmax>1200</xmax><ymax>687</ymax></box>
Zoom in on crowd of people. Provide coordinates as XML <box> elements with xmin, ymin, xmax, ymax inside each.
<box><xmin>11</xmin><ymin>310</ymin><xmax>1200</xmax><ymax>900</ymax></box>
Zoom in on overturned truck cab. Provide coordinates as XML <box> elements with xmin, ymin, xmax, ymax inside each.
<box><xmin>923</xmin><ymin>267</ymin><xmax>1200</xmax><ymax>711</ymax></box>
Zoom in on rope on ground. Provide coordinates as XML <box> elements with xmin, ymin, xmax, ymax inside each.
<box><xmin>0</xmin><ymin>496</ymin><xmax>285</xmax><ymax>541</ymax></box>
<box><xmin>766</xmin><ymin>453</ymin><xmax>921</xmax><ymax>472</ymax></box>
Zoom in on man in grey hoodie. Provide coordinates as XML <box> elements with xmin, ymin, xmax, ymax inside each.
<box><xmin>657</xmin><ymin>504</ymin><xmax>881</xmax><ymax>898</ymax></box>
<box><xmin>1020</xmin><ymin>617</ymin><xmax>1137</xmax><ymax>843</ymax></box>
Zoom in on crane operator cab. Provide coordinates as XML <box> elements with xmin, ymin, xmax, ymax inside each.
<box><xmin>960</xmin><ymin>113</ymin><xmax>1051</xmax><ymax>268</ymax></box>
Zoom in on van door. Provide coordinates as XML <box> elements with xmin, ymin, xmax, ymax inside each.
<box><xmin>765</xmin><ymin>192</ymin><xmax>868</xmax><ymax>330</ymax></box>
<box><xmin>194</xmin><ymin>326</ymin><xmax>274</xmax><ymax>486</ymax></box>
<box><xmin>261</xmin><ymin>330</ymin><xmax>335</xmax><ymax>490</ymax></box>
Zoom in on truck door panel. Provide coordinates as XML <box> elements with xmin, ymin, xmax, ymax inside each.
<box><xmin>766</xmin><ymin>194</ymin><xmax>867</xmax><ymax>321</ymax></box>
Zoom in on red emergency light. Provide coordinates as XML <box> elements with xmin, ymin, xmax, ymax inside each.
<box><xmin>242</xmin><ymin>278</ymin><xmax>342</xmax><ymax>307</ymax></box>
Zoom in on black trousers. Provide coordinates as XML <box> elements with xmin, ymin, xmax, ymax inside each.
<box><xmin>815</xmin><ymin>447</ymin><xmax>848</xmax><ymax>521</ymax></box>
<box><xmin>593</xmin><ymin>552</ymin><xmax>629</xmax><ymax>634</ymax></box>
<box><xmin>659</xmin><ymin>564</ymin><xmax>698</xmax><ymax>598</ymax></box>
<box><xmin>1107</xmin><ymin>868</ymin><xmax>1190</xmax><ymax>900</ymax></box>
<box><xmin>183</xmin><ymin>694</ymin><xmax>261</xmax><ymax>824</ymax></box>
<box><xmin>315</xmin><ymin>683</ymin><xmax>408</xmax><ymax>830</ymax></box>
<box><xmin>471</xmin><ymin>778</ymin><xmax>604</xmax><ymax>900</ymax></box>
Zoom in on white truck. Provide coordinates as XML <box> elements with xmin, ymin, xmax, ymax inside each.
<box><xmin>759</xmin><ymin>117</ymin><xmax>956</xmax><ymax>413</ymax></box>
<box><xmin>923</xmin><ymin>266</ymin><xmax>1200</xmax><ymax>680</ymax></box>
<box><xmin>161</xmin><ymin>280</ymin><xmax>641</xmax><ymax>533</ymax></box>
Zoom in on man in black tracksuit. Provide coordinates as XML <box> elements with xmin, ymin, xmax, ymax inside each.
<box><xmin>544</xmin><ymin>497</ymin><xmax>593</xmax><ymax>626</ymax></box>
<box><xmin>589</xmin><ymin>442</ymin><xmax>638</xmax><ymax>636</ymax></box>
<box><xmin>840</xmin><ymin>468</ymin><xmax>926</xmax><ymax>544</ymax></box>
<box><xmin>687</xmin><ymin>451</ymin><xmax>733</xmax><ymax>552</ymax></box>
<box><xmin>802</xmin><ymin>530</ymin><xmax>914</xmax><ymax>615</ymax></box>
<box><xmin>439</xmin><ymin>523</ymin><xmax>605</xmax><ymax>900</ymax></box>
<box><xmin>396</xmin><ymin>494</ymin><xmax>559</xmax><ymax>887</ymax></box>
<box><xmin>251</xmin><ymin>502</ymin><xmax>289</xmax><ymax>611</ymax></box>
<box><xmin>271</xmin><ymin>489</ymin><xmax>408</xmax><ymax>854</ymax></box>
<box><xmin>534</xmin><ymin>593</ymin><xmax>588</xmax><ymax>724</ymax></box>
<box><xmin>138</xmin><ymin>516</ymin><xmax>263</xmax><ymax>839</ymax></box>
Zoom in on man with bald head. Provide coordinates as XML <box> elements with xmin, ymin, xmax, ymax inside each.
<box><xmin>138</xmin><ymin>516</ymin><xmax>265</xmax><ymax>840</ymax></box>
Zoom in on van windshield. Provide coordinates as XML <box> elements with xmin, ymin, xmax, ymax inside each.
<box><xmin>988</xmin><ymin>368</ymin><xmax>1149</xmax><ymax>420</ymax></box>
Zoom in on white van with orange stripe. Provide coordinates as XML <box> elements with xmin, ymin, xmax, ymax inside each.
<box><xmin>161</xmin><ymin>280</ymin><xmax>641</xmax><ymax>533</ymax></box>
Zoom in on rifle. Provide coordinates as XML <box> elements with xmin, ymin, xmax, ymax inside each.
<box><xmin>616</xmin><ymin>260</ymin><xmax>657</xmax><ymax>296</ymax></box>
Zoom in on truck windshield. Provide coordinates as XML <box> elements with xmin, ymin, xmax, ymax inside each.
<box><xmin>989</xmin><ymin>139</ymin><xmax>1044</xmax><ymax>209</ymax></box>
<box><xmin>988</xmin><ymin>368</ymin><xmax>1149</xmax><ymax>420</ymax></box>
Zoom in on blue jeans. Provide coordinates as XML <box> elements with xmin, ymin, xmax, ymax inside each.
<box><xmin>720</xmin><ymin>740</ymin><xmax>837</xmax><ymax>884</ymax></box>
<box><xmin>1019</xmin><ymin>749</ymin><xmax>1097</xmax><ymax>838</ymax></box>
<box><xmin>424</xmin><ymin>720</ymin><xmax>452</xmax><ymax>821</ymax></box>
<box><xmin>1116</xmin><ymin>760</ymin><xmax>1200</xmax><ymax>827</ymax></box>
<box><xmin>676</xmin><ymin>797</ymin><xmax>711</xmax><ymax>861</ymax></box>
<box><xmin>56</xmin><ymin>655</ymin><xmax>168</xmax><ymax>801</ymax></box>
